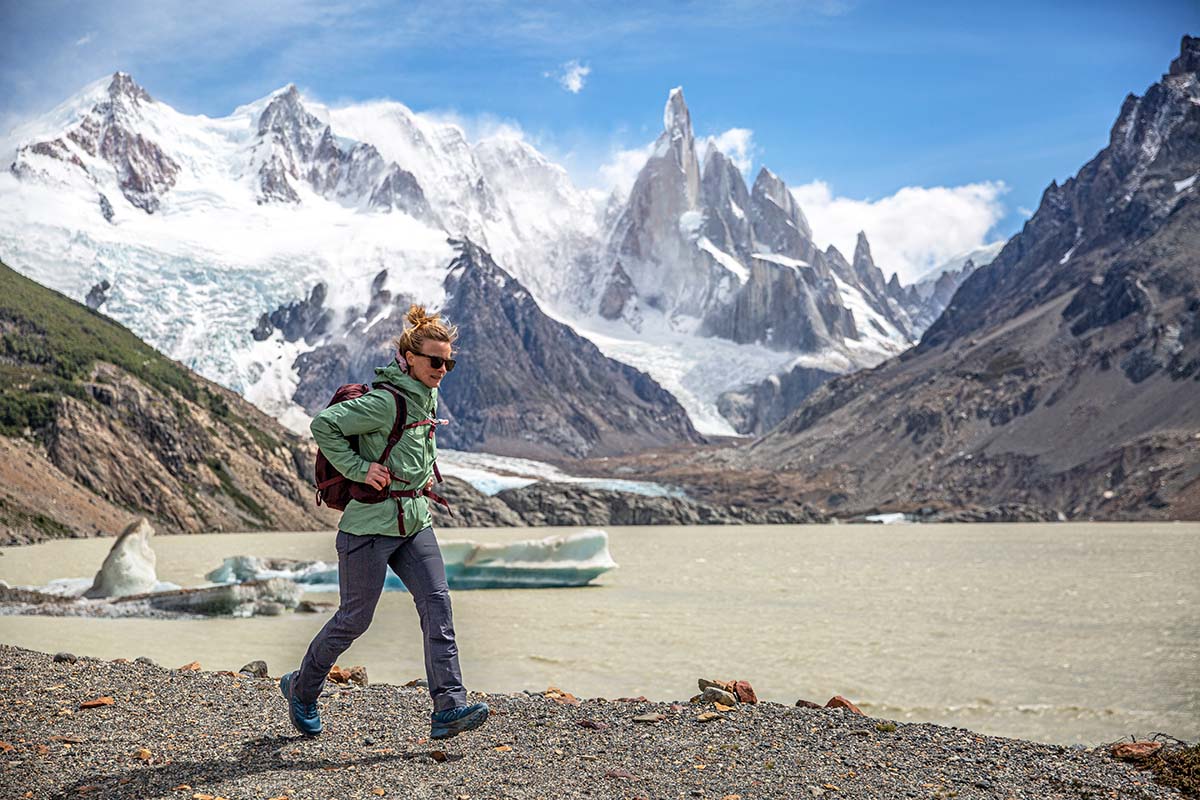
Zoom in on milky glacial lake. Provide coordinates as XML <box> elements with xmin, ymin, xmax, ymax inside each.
<box><xmin>1</xmin><ymin>523</ymin><xmax>1196</xmax><ymax>746</ymax></box>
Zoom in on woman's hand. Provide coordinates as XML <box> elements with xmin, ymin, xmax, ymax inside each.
<box><xmin>364</xmin><ymin>463</ymin><xmax>391</xmax><ymax>490</ymax></box>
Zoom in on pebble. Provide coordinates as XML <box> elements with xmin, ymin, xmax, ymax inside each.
<box><xmin>702</xmin><ymin>687</ymin><xmax>737</xmax><ymax>706</ymax></box>
<box><xmin>238</xmin><ymin>660</ymin><xmax>269</xmax><ymax>678</ymax></box>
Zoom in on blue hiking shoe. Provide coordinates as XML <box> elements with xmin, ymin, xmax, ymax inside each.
<box><xmin>279</xmin><ymin>670</ymin><xmax>322</xmax><ymax>736</ymax></box>
<box><xmin>430</xmin><ymin>702</ymin><xmax>489</xmax><ymax>740</ymax></box>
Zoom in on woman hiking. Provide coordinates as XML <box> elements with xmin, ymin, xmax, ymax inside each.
<box><xmin>279</xmin><ymin>305</ymin><xmax>488</xmax><ymax>740</ymax></box>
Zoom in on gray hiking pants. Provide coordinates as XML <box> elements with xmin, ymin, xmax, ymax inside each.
<box><xmin>295</xmin><ymin>527</ymin><xmax>467</xmax><ymax>712</ymax></box>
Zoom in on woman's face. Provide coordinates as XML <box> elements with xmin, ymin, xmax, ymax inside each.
<box><xmin>404</xmin><ymin>339</ymin><xmax>453</xmax><ymax>389</ymax></box>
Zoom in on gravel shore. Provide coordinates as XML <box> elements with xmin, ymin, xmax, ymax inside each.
<box><xmin>0</xmin><ymin>645</ymin><xmax>1184</xmax><ymax>800</ymax></box>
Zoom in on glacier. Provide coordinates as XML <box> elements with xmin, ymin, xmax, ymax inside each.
<box><xmin>437</xmin><ymin>449</ymin><xmax>687</xmax><ymax>497</ymax></box>
<box><xmin>205</xmin><ymin>529</ymin><xmax>618</xmax><ymax>590</ymax></box>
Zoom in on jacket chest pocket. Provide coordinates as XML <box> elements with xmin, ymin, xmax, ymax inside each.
<box><xmin>390</xmin><ymin>422</ymin><xmax>427</xmax><ymax>478</ymax></box>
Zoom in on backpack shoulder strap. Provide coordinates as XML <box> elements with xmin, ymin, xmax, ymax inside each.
<box><xmin>372</xmin><ymin>383</ymin><xmax>408</xmax><ymax>464</ymax></box>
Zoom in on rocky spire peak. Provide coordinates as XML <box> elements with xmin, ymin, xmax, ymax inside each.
<box><xmin>853</xmin><ymin>231</ymin><xmax>873</xmax><ymax>262</ymax></box>
<box><xmin>752</xmin><ymin>167</ymin><xmax>784</xmax><ymax>193</ymax></box>
<box><xmin>1168</xmin><ymin>34</ymin><xmax>1200</xmax><ymax>77</ymax></box>
<box><xmin>663</xmin><ymin>87</ymin><xmax>692</xmax><ymax>139</ymax></box>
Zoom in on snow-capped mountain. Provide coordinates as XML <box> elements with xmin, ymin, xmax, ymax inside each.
<box><xmin>593</xmin><ymin>88</ymin><xmax>922</xmax><ymax>359</ymax></box>
<box><xmin>1</xmin><ymin>73</ymin><xmax>959</xmax><ymax>442</ymax></box>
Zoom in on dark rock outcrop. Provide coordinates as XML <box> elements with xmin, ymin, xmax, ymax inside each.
<box><xmin>252</xmin><ymin>282</ymin><xmax>332</xmax><ymax>344</ymax></box>
<box><xmin>432</xmin><ymin>476</ymin><xmax>525</xmax><ymax>528</ymax></box>
<box><xmin>437</xmin><ymin>239</ymin><xmax>703</xmax><ymax>458</ymax></box>
<box><xmin>85</xmin><ymin>280</ymin><xmax>111</xmax><ymax>310</ymax></box>
<box><xmin>494</xmin><ymin>482</ymin><xmax>826</xmax><ymax>526</ymax></box>
<box><xmin>717</xmin><ymin>364</ymin><xmax>840</xmax><ymax>435</ymax></box>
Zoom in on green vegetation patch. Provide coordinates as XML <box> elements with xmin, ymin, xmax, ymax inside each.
<box><xmin>0</xmin><ymin>261</ymin><xmax>229</xmax><ymax>434</ymax></box>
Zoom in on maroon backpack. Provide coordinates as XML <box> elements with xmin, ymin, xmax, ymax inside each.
<box><xmin>313</xmin><ymin>382</ymin><xmax>408</xmax><ymax>511</ymax></box>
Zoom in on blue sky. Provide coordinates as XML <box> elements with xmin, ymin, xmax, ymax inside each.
<box><xmin>1</xmin><ymin>0</ymin><xmax>1196</xmax><ymax>280</ymax></box>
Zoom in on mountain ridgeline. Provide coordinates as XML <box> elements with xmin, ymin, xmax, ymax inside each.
<box><xmin>3</xmin><ymin>68</ymin><xmax>992</xmax><ymax>445</ymax></box>
<box><xmin>727</xmin><ymin>35</ymin><xmax>1200</xmax><ymax>520</ymax></box>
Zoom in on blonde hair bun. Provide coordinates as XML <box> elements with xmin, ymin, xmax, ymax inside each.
<box><xmin>393</xmin><ymin>304</ymin><xmax>458</xmax><ymax>355</ymax></box>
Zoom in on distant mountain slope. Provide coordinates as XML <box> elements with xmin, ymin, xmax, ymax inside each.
<box><xmin>739</xmin><ymin>35</ymin><xmax>1200</xmax><ymax>520</ymax></box>
<box><xmin>0</xmin><ymin>260</ymin><xmax>337</xmax><ymax>544</ymax></box>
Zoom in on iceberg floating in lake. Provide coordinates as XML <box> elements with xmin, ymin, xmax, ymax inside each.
<box><xmin>205</xmin><ymin>529</ymin><xmax>618</xmax><ymax>591</ymax></box>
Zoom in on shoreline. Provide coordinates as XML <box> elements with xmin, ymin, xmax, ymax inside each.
<box><xmin>0</xmin><ymin>645</ymin><xmax>1190</xmax><ymax>800</ymax></box>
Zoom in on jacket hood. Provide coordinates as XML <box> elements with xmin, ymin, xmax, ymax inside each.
<box><xmin>375</xmin><ymin>358</ymin><xmax>437</xmax><ymax>407</ymax></box>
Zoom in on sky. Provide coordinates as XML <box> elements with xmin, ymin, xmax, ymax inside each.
<box><xmin>1</xmin><ymin>0</ymin><xmax>1196</xmax><ymax>282</ymax></box>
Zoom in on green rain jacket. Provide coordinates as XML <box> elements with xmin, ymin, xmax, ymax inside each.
<box><xmin>310</xmin><ymin>360</ymin><xmax>440</xmax><ymax>536</ymax></box>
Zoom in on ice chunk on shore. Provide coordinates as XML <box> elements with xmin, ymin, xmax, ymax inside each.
<box><xmin>84</xmin><ymin>519</ymin><xmax>159</xmax><ymax>598</ymax></box>
<box><xmin>206</xmin><ymin>529</ymin><xmax>618</xmax><ymax>590</ymax></box>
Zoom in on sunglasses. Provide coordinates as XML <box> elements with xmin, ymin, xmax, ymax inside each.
<box><xmin>411</xmin><ymin>352</ymin><xmax>456</xmax><ymax>372</ymax></box>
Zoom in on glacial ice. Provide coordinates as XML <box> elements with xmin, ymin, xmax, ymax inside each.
<box><xmin>436</xmin><ymin>449</ymin><xmax>687</xmax><ymax>498</ymax></box>
<box><xmin>206</xmin><ymin>529</ymin><xmax>618</xmax><ymax>591</ymax></box>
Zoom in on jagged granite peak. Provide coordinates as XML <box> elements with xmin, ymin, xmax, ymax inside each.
<box><xmin>440</xmin><ymin>238</ymin><xmax>702</xmax><ymax>458</ymax></box>
<box><xmin>603</xmin><ymin>87</ymin><xmax>710</xmax><ymax>315</ymax></box>
<box><xmin>849</xmin><ymin>230</ymin><xmax>912</xmax><ymax>337</ymax></box>
<box><xmin>664</xmin><ymin>87</ymin><xmax>693</xmax><ymax>139</ymax></box>
<box><xmin>1169</xmin><ymin>34</ymin><xmax>1200</xmax><ymax>76</ymax></box>
<box><xmin>369</xmin><ymin>163</ymin><xmax>436</xmax><ymax>219</ymax></box>
<box><xmin>851</xmin><ymin>231</ymin><xmax>887</xmax><ymax>295</ymax></box>
<box><xmin>256</xmin><ymin>84</ymin><xmax>322</xmax><ymax>143</ymax></box>
<box><xmin>749</xmin><ymin>168</ymin><xmax>815</xmax><ymax>260</ymax></box>
<box><xmin>700</xmin><ymin>148</ymin><xmax>754</xmax><ymax>263</ymax></box>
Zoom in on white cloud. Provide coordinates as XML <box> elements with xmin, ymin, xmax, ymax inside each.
<box><xmin>597</xmin><ymin>140</ymin><xmax>656</xmax><ymax>199</ymax></box>
<box><xmin>74</xmin><ymin>32</ymin><xmax>94</xmax><ymax>47</ymax></box>
<box><xmin>703</xmin><ymin>127</ymin><xmax>755</xmax><ymax>175</ymax></box>
<box><xmin>545</xmin><ymin>59</ymin><xmax>591</xmax><ymax>93</ymax></box>
<box><xmin>1018</xmin><ymin>205</ymin><xmax>1034</xmax><ymax>217</ymax></box>
<box><xmin>790</xmin><ymin>180</ymin><xmax>1009</xmax><ymax>284</ymax></box>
